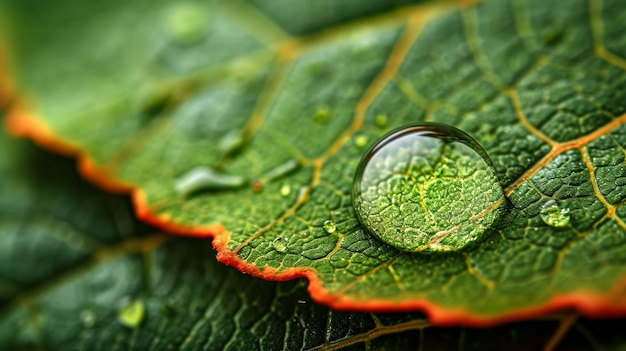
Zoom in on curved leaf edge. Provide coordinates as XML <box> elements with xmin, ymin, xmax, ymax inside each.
<box><xmin>4</xmin><ymin>106</ymin><xmax>626</xmax><ymax>327</ymax></box>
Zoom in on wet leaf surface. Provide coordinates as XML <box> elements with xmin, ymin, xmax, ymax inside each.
<box><xmin>2</xmin><ymin>0</ymin><xmax>626</xmax><ymax>324</ymax></box>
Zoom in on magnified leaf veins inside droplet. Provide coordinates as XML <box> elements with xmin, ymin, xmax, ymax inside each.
<box><xmin>353</xmin><ymin>123</ymin><xmax>505</xmax><ymax>253</ymax></box>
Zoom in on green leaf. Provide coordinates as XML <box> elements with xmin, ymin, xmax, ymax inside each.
<box><xmin>3</xmin><ymin>0</ymin><xmax>626</xmax><ymax>324</ymax></box>
<box><xmin>2</xmin><ymin>128</ymin><xmax>626</xmax><ymax>351</ymax></box>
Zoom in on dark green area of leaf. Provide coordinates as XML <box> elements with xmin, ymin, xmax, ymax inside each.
<box><xmin>1</xmin><ymin>126</ymin><xmax>626</xmax><ymax>351</ymax></box>
<box><xmin>247</xmin><ymin>0</ymin><xmax>426</xmax><ymax>35</ymax></box>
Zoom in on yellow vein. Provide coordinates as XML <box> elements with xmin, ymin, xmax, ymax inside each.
<box><xmin>235</xmin><ymin>163</ymin><xmax>322</xmax><ymax>252</ymax></box>
<box><xmin>335</xmin><ymin>253</ymin><xmax>403</xmax><ymax>296</ymax></box>
<box><xmin>512</xmin><ymin>0</ymin><xmax>539</xmax><ymax>51</ymax></box>
<box><xmin>550</xmin><ymin>225</ymin><xmax>593</xmax><ymax>280</ymax></box>
<box><xmin>325</xmin><ymin>235</ymin><xmax>346</xmax><ymax>260</ymax></box>
<box><xmin>507</xmin><ymin>88</ymin><xmax>558</xmax><ymax>147</ymax></box>
<box><xmin>101</xmin><ymin>51</ymin><xmax>277</xmax><ymax>173</ymax></box>
<box><xmin>580</xmin><ymin>146</ymin><xmax>626</xmax><ymax>230</ymax></box>
<box><xmin>463</xmin><ymin>252</ymin><xmax>495</xmax><ymax>290</ymax></box>
<box><xmin>370</xmin><ymin>313</ymin><xmax>384</xmax><ymax>328</ymax></box>
<box><xmin>580</xmin><ymin>147</ymin><xmax>614</xmax><ymax>214</ymax></box>
<box><xmin>234</xmin><ymin>8</ymin><xmax>439</xmax><ymax>252</ymax></box>
<box><xmin>590</xmin><ymin>0</ymin><xmax>626</xmax><ymax>71</ymax></box>
<box><xmin>505</xmin><ymin>114</ymin><xmax>626</xmax><ymax>196</ymax></box>
<box><xmin>543</xmin><ymin>312</ymin><xmax>578</xmax><ymax>351</ymax></box>
<box><xmin>320</xmin><ymin>9</ymin><xmax>438</xmax><ymax>160</ymax></box>
<box><xmin>223</xmin><ymin>48</ymin><xmax>295</xmax><ymax>163</ymax></box>
<box><xmin>315</xmin><ymin>319</ymin><xmax>432</xmax><ymax>351</ymax></box>
<box><xmin>462</xmin><ymin>6</ymin><xmax>505</xmax><ymax>89</ymax></box>
<box><xmin>395</xmin><ymin>77</ymin><xmax>431</xmax><ymax>108</ymax></box>
<box><xmin>278</xmin><ymin>2</ymin><xmax>450</xmax><ymax>62</ymax></box>
<box><xmin>387</xmin><ymin>265</ymin><xmax>406</xmax><ymax>291</ymax></box>
<box><xmin>218</xmin><ymin>0</ymin><xmax>292</xmax><ymax>46</ymax></box>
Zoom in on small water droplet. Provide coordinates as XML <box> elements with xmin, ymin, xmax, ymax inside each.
<box><xmin>323</xmin><ymin>220</ymin><xmax>337</xmax><ymax>234</ymax></box>
<box><xmin>218</xmin><ymin>130</ymin><xmax>244</xmax><ymax>154</ymax></box>
<box><xmin>354</xmin><ymin>135</ymin><xmax>368</xmax><ymax>148</ymax></box>
<box><xmin>262</xmin><ymin>159</ymin><xmax>300</xmax><ymax>182</ymax></box>
<box><xmin>166</xmin><ymin>3</ymin><xmax>210</xmax><ymax>45</ymax></box>
<box><xmin>314</xmin><ymin>106</ymin><xmax>330</xmax><ymax>124</ymax></box>
<box><xmin>118</xmin><ymin>300</ymin><xmax>146</xmax><ymax>329</ymax></box>
<box><xmin>352</xmin><ymin>123</ymin><xmax>505</xmax><ymax>252</ymax></box>
<box><xmin>280</xmin><ymin>183</ymin><xmax>291</xmax><ymax>197</ymax></box>
<box><xmin>272</xmin><ymin>237</ymin><xmax>289</xmax><ymax>253</ymax></box>
<box><xmin>81</xmin><ymin>310</ymin><xmax>96</xmax><ymax>328</ymax></box>
<box><xmin>375</xmin><ymin>114</ymin><xmax>388</xmax><ymax>128</ymax></box>
<box><xmin>175</xmin><ymin>167</ymin><xmax>245</xmax><ymax>196</ymax></box>
<box><xmin>540</xmin><ymin>200</ymin><xmax>571</xmax><ymax>227</ymax></box>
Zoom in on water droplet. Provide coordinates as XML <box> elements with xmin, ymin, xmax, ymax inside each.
<box><xmin>323</xmin><ymin>220</ymin><xmax>336</xmax><ymax>234</ymax></box>
<box><xmin>354</xmin><ymin>135</ymin><xmax>368</xmax><ymax>148</ymax></box>
<box><xmin>280</xmin><ymin>183</ymin><xmax>291</xmax><ymax>197</ymax></box>
<box><xmin>314</xmin><ymin>106</ymin><xmax>330</xmax><ymax>124</ymax></box>
<box><xmin>272</xmin><ymin>237</ymin><xmax>289</xmax><ymax>253</ymax></box>
<box><xmin>118</xmin><ymin>300</ymin><xmax>145</xmax><ymax>329</ymax></box>
<box><xmin>175</xmin><ymin>167</ymin><xmax>246</xmax><ymax>196</ymax></box>
<box><xmin>375</xmin><ymin>114</ymin><xmax>388</xmax><ymax>128</ymax></box>
<box><xmin>81</xmin><ymin>310</ymin><xmax>96</xmax><ymax>328</ymax></box>
<box><xmin>540</xmin><ymin>200</ymin><xmax>571</xmax><ymax>227</ymax></box>
<box><xmin>262</xmin><ymin>159</ymin><xmax>300</xmax><ymax>182</ymax></box>
<box><xmin>218</xmin><ymin>130</ymin><xmax>244</xmax><ymax>154</ymax></box>
<box><xmin>166</xmin><ymin>3</ymin><xmax>210</xmax><ymax>45</ymax></box>
<box><xmin>352</xmin><ymin>123</ymin><xmax>505</xmax><ymax>252</ymax></box>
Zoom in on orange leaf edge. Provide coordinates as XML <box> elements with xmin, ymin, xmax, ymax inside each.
<box><xmin>4</xmin><ymin>103</ymin><xmax>626</xmax><ymax>327</ymax></box>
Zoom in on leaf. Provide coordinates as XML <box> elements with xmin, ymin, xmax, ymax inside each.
<box><xmin>3</xmin><ymin>0</ymin><xmax>626</xmax><ymax>325</ymax></box>
<box><xmin>2</xmin><ymin>128</ymin><xmax>626</xmax><ymax>351</ymax></box>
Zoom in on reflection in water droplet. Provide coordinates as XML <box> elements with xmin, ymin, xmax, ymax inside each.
<box><xmin>272</xmin><ymin>237</ymin><xmax>289</xmax><ymax>252</ymax></box>
<box><xmin>353</xmin><ymin>123</ymin><xmax>505</xmax><ymax>252</ymax></box>
<box><xmin>323</xmin><ymin>220</ymin><xmax>337</xmax><ymax>234</ymax></box>
<box><xmin>118</xmin><ymin>300</ymin><xmax>146</xmax><ymax>329</ymax></box>
<box><xmin>540</xmin><ymin>200</ymin><xmax>571</xmax><ymax>227</ymax></box>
